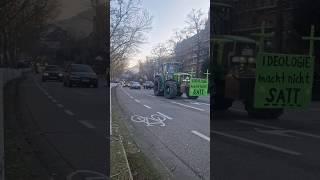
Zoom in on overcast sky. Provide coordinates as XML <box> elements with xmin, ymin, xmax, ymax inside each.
<box><xmin>128</xmin><ymin>0</ymin><xmax>210</xmax><ymax>68</ymax></box>
<box><xmin>54</xmin><ymin>0</ymin><xmax>209</xmax><ymax>68</ymax></box>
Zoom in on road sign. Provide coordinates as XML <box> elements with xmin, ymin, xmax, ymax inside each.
<box><xmin>254</xmin><ymin>53</ymin><xmax>314</xmax><ymax>108</ymax></box>
<box><xmin>189</xmin><ymin>78</ymin><xmax>208</xmax><ymax>96</ymax></box>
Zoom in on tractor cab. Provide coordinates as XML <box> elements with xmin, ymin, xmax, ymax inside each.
<box><xmin>161</xmin><ymin>62</ymin><xmax>183</xmax><ymax>80</ymax></box>
<box><xmin>213</xmin><ymin>35</ymin><xmax>258</xmax><ymax>81</ymax></box>
<box><xmin>212</xmin><ymin>35</ymin><xmax>284</xmax><ymax>118</ymax></box>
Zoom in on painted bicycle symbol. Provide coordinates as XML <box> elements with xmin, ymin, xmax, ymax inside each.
<box><xmin>131</xmin><ymin>114</ymin><xmax>168</xmax><ymax>127</ymax></box>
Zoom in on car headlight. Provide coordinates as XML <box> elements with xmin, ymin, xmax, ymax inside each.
<box><xmin>58</xmin><ymin>73</ymin><xmax>63</xmax><ymax>76</ymax></box>
<box><xmin>43</xmin><ymin>73</ymin><xmax>49</xmax><ymax>76</ymax></box>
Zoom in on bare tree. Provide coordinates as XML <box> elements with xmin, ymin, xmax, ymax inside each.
<box><xmin>110</xmin><ymin>0</ymin><xmax>152</xmax><ymax>79</ymax></box>
<box><xmin>151</xmin><ymin>43</ymin><xmax>170</xmax><ymax>60</ymax></box>
<box><xmin>185</xmin><ymin>8</ymin><xmax>206</xmax><ymax>76</ymax></box>
<box><xmin>0</xmin><ymin>0</ymin><xmax>60</xmax><ymax>66</ymax></box>
<box><xmin>168</xmin><ymin>28</ymin><xmax>188</xmax><ymax>55</ymax></box>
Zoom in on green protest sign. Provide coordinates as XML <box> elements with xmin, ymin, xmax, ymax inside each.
<box><xmin>189</xmin><ymin>78</ymin><xmax>208</xmax><ymax>96</ymax></box>
<box><xmin>254</xmin><ymin>53</ymin><xmax>314</xmax><ymax>108</ymax></box>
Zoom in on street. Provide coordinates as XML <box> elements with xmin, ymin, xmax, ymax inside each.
<box><xmin>212</xmin><ymin>101</ymin><xmax>320</xmax><ymax>180</ymax></box>
<box><xmin>113</xmin><ymin>85</ymin><xmax>210</xmax><ymax>180</ymax></box>
<box><xmin>17</xmin><ymin>72</ymin><xmax>108</xmax><ymax>179</ymax></box>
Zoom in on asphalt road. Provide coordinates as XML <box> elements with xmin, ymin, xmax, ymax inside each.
<box><xmin>114</xmin><ymin>85</ymin><xmax>210</xmax><ymax>180</ymax></box>
<box><xmin>19</xmin><ymin>73</ymin><xmax>108</xmax><ymax>180</ymax></box>
<box><xmin>212</xmin><ymin>101</ymin><xmax>320</xmax><ymax>180</ymax></box>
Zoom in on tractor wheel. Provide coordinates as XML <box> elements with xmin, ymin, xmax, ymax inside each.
<box><xmin>154</xmin><ymin>77</ymin><xmax>163</xmax><ymax>96</ymax></box>
<box><xmin>213</xmin><ymin>96</ymin><xmax>233</xmax><ymax>110</ymax></box>
<box><xmin>164</xmin><ymin>81</ymin><xmax>177</xmax><ymax>99</ymax></box>
<box><xmin>186</xmin><ymin>86</ymin><xmax>198</xmax><ymax>99</ymax></box>
<box><xmin>245</xmin><ymin>100</ymin><xmax>284</xmax><ymax>119</ymax></box>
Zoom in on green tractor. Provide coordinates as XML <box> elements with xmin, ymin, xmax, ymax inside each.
<box><xmin>153</xmin><ymin>62</ymin><xmax>207</xmax><ymax>99</ymax></box>
<box><xmin>212</xmin><ymin>35</ymin><xmax>284</xmax><ymax>118</ymax></box>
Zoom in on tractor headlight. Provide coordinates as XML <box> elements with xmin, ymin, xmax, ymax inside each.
<box><xmin>248</xmin><ymin>57</ymin><xmax>255</xmax><ymax>63</ymax></box>
<box><xmin>240</xmin><ymin>57</ymin><xmax>246</xmax><ymax>63</ymax></box>
<box><xmin>183</xmin><ymin>77</ymin><xmax>190</xmax><ymax>82</ymax></box>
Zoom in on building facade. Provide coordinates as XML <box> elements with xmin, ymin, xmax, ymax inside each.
<box><xmin>231</xmin><ymin>0</ymin><xmax>300</xmax><ymax>53</ymax></box>
<box><xmin>175</xmin><ymin>17</ymin><xmax>210</xmax><ymax>77</ymax></box>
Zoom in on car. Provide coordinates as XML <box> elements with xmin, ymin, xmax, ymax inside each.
<box><xmin>42</xmin><ymin>65</ymin><xmax>63</xmax><ymax>82</ymax></box>
<box><xmin>130</xmin><ymin>81</ymin><xmax>141</xmax><ymax>89</ymax></box>
<box><xmin>143</xmin><ymin>81</ymin><xmax>154</xmax><ymax>89</ymax></box>
<box><xmin>63</xmin><ymin>64</ymin><xmax>98</xmax><ymax>88</ymax></box>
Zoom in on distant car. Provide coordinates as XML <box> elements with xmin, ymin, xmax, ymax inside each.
<box><xmin>130</xmin><ymin>81</ymin><xmax>141</xmax><ymax>89</ymax></box>
<box><xmin>143</xmin><ymin>81</ymin><xmax>154</xmax><ymax>89</ymax></box>
<box><xmin>63</xmin><ymin>64</ymin><xmax>98</xmax><ymax>88</ymax></box>
<box><xmin>42</xmin><ymin>65</ymin><xmax>63</xmax><ymax>82</ymax></box>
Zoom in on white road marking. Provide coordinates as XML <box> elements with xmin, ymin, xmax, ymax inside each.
<box><xmin>65</xmin><ymin>110</ymin><xmax>75</xmax><ymax>116</ymax></box>
<box><xmin>191</xmin><ymin>102</ymin><xmax>210</xmax><ymax>106</ymax></box>
<box><xmin>78</xmin><ymin>120</ymin><xmax>96</xmax><ymax>129</ymax></box>
<box><xmin>212</xmin><ymin>130</ymin><xmax>301</xmax><ymax>156</ymax></box>
<box><xmin>171</xmin><ymin>101</ymin><xmax>205</xmax><ymax>112</ymax></box>
<box><xmin>254</xmin><ymin>128</ymin><xmax>297</xmax><ymax>138</ymax></box>
<box><xmin>51</xmin><ymin>99</ymin><xmax>57</xmax><ymax>103</ymax></box>
<box><xmin>184</xmin><ymin>100</ymin><xmax>210</xmax><ymax>106</ymax></box>
<box><xmin>287</xmin><ymin>130</ymin><xmax>320</xmax><ymax>139</ymax></box>
<box><xmin>156</xmin><ymin>112</ymin><xmax>173</xmax><ymax>120</ymax></box>
<box><xmin>57</xmin><ymin>104</ymin><xmax>64</xmax><ymax>108</ymax></box>
<box><xmin>191</xmin><ymin>130</ymin><xmax>210</xmax><ymax>142</ymax></box>
<box><xmin>143</xmin><ymin>105</ymin><xmax>152</xmax><ymax>109</ymax></box>
<box><xmin>48</xmin><ymin>95</ymin><xmax>53</xmax><ymax>99</ymax></box>
<box><xmin>122</xmin><ymin>88</ymin><xmax>134</xmax><ymax>99</ymax></box>
<box><xmin>236</xmin><ymin>120</ymin><xmax>282</xmax><ymax>130</ymax></box>
<box><xmin>134</xmin><ymin>99</ymin><xmax>141</xmax><ymax>103</ymax></box>
<box><xmin>239</xmin><ymin>120</ymin><xmax>320</xmax><ymax>139</ymax></box>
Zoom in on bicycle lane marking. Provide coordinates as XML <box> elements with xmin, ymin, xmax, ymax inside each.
<box><xmin>131</xmin><ymin>114</ymin><xmax>167</xmax><ymax>127</ymax></box>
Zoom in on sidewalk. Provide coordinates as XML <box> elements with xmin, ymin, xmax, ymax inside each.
<box><xmin>0</xmin><ymin>68</ymin><xmax>31</xmax><ymax>180</ymax></box>
<box><xmin>110</xmin><ymin>85</ymin><xmax>133</xmax><ymax>180</ymax></box>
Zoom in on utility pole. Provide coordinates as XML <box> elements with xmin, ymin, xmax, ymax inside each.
<box><xmin>302</xmin><ymin>25</ymin><xmax>320</xmax><ymax>56</ymax></box>
<box><xmin>275</xmin><ymin>0</ymin><xmax>285</xmax><ymax>53</ymax></box>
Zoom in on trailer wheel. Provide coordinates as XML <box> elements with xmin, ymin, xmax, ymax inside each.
<box><xmin>164</xmin><ymin>81</ymin><xmax>177</xmax><ymax>99</ymax></box>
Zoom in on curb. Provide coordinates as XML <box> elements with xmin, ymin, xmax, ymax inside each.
<box><xmin>110</xmin><ymin>85</ymin><xmax>133</xmax><ymax>180</ymax></box>
<box><xmin>0</xmin><ymin>68</ymin><xmax>29</xmax><ymax>180</ymax></box>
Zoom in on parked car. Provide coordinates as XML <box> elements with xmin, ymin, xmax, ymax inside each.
<box><xmin>42</xmin><ymin>65</ymin><xmax>63</xmax><ymax>82</ymax></box>
<box><xmin>143</xmin><ymin>81</ymin><xmax>154</xmax><ymax>89</ymax></box>
<box><xmin>63</xmin><ymin>64</ymin><xmax>98</xmax><ymax>88</ymax></box>
<box><xmin>130</xmin><ymin>81</ymin><xmax>141</xmax><ymax>89</ymax></box>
